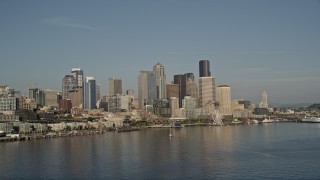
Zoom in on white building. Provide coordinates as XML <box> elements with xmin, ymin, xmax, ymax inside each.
<box><xmin>259</xmin><ymin>91</ymin><xmax>269</xmax><ymax>108</ymax></box>
<box><xmin>182</xmin><ymin>96</ymin><xmax>197</xmax><ymax>119</ymax></box>
<box><xmin>121</xmin><ymin>95</ymin><xmax>131</xmax><ymax>112</ymax></box>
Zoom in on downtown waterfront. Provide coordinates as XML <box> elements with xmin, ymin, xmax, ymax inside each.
<box><xmin>1</xmin><ymin>123</ymin><xmax>320</xmax><ymax>179</ymax></box>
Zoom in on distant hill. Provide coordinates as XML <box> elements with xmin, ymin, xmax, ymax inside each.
<box><xmin>308</xmin><ymin>104</ymin><xmax>320</xmax><ymax>110</ymax></box>
<box><xmin>270</xmin><ymin>103</ymin><xmax>312</xmax><ymax>108</ymax></box>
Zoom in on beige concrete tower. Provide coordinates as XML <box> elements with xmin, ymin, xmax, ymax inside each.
<box><xmin>198</xmin><ymin>60</ymin><xmax>216</xmax><ymax>107</ymax></box>
<box><xmin>199</xmin><ymin>76</ymin><xmax>216</xmax><ymax>107</ymax></box>
<box><xmin>109</xmin><ymin>77</ymin><xmax>122</xmax><ymax>96</ymax></box>
<box><xmin>216</xmin><ymin>85</ymin><xmax>232</xmax><ymax>116</ymax></box>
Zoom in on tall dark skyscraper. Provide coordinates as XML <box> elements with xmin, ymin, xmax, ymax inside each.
<box><xmin>173</xmin><ymin>74</ymin><xmax>187</xmax><ymax>108</ymax></box>
<box><xmin>199</xmin><ymin>60</ymin><xmax>211</xmax><ymax>77</ymax></box>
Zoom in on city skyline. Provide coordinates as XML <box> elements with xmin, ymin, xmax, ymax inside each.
<box><xmin>1</xmin><ymin>1</ymin><xmax>320</xmax><ymax>104</ymax></box>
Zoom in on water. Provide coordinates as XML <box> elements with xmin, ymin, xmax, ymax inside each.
<box><xmin>1</xmin><ymin>123</ymin><xmax>320</xmax><ymax>179</ymax></box>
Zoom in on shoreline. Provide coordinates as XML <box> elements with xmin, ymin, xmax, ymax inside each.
<box><xmin>0</xmin><ymin>121</ymin><xmax>304</xmax><ymax>143</ymax></box>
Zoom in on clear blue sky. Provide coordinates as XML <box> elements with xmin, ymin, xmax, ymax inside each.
<box><xmin>1</xmin><ymin>0</ymin><xmax>320</xmax><ymax>104</ymax></box>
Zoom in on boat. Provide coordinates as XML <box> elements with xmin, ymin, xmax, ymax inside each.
<box><xmin>301</xmin><ymin>117</ymin><xmax>320</xmax><ymax>123</ymax></box>
<box><xmin>261</xmin><ymin>117</ymin><xmax>274</xmax><ymax>123</ymax></box>
<box><xmin>252</xmin><ymin>119</ymin><xmax>259</xmax><ymax>124</ymax></box>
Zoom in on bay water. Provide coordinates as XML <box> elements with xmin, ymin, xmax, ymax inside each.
<box><xmin>1</xmin><ymin>123</ymin><xmax>320</xmax><ymax>179</ymax></box>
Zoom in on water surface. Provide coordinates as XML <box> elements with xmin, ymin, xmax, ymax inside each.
<box><xmin>1</xmin><ymin>123</ymin><xmax>320</xmax><ymax>179</ymax></box>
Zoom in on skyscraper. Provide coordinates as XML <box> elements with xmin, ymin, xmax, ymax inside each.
<box><xmin>84</xmin><ymin>77</ymin><xmax>96</xmax><ymax>109</ymax></box>
<box><xmin>29</xmin><ymin>88</ymin><xmax>39</xmax><ymax>100</ymax></box>
<box><xmin>62</xmin><ymin>75</ymin><xmax>76</xmax><ymax>99</ymax></box>
<box><xmin>29</xmin><ymin>88</ymin><xmax>45</xmax><ymax>107</ymax></box>
<box><xmin>216</xmin><ymin>85</ymin><xmax>232</xmax><ymax>116</ymax></box>
<box><xmin>96</xmin><ymin>83</ymin><xmax>101</xmax><ymax>102</ymax></box>
<box><xmin>36</xmin><ymin>90</ymin><xmax>45</xmax><ymax>107</ymax></box>
<box><xmin>182</xmin><ymin>96</ymin><xmax>197</xmax><ymax>119</ymax></box>
<box><xmin>199</xmin><ymin>77</ymin><xmax>216</xmax><ymax>107</ymax></box>
<box><xmin>68</xmin><ymin>86</ymin><xmax>83</xmax><ymax>108</ymax></box>
<box><xmin>44</xmin><ymin>89</ymin><xmax>59</xmax><ymax>108</ymax></box>
<box><xmin>199</xmin><ymin>60</ymin><xmax>211</xmax><ymax>77</ymax></box>
<box><xmin>198</xmin><ymin>60</ymin><xmax>216</xmax><ymax>107</ymax></box>
<box><xmin>259</xmin><ymin>91</ymin><xmax>268</xmax><ymax>108</ymax></box>
<box><xmin>138</xmin><ymin>71</ymin><xmax>157</xmax><ymax>110</ymax></box>
<box><xmin>185</xmin><ymin>73</ymin><xmax>198</xmax><ymax>99</ymax></box>
<box><xmin>153</xmin><ymin>63</ymin><xmax>166</xmax><ymax>99</ymax></box>
<box><xmin>71</xmin><ymin>68</ymin><xmax>84</xmax><ymax>87</ymax></box>
<box><xmin>174</xmin><ymin>74</ymin><xmax>187</xmax><ymax>108</ymax></box>
<box><xmin>109</xmin><ymin>77</ymin><xmax>122</xmax><ymax>96</ymax></box>
<box><xmin>166</xmin><ymin>84</ymin><xmax>179</xmax><ymax>101</ymax></box>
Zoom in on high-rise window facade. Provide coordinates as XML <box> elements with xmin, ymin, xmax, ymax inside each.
<box><xmin>71</xmin><ymin>68</ymin><xmax>84</xmax><ymax>87</ymax></box>
<box><xmin>199</xmin><ymin>60</ymin><xmax>211</xmax><ymax>77</ymax></box>
<box><xmin>84</xmin><ymin>77</ymin><xmax>96</xmax><ymax>109</ymax></box>
<box><xmin>153</xmin><ymin>63</ymin><xmax>166</xmax><ymax>99</ymax></box>
<box><xmin>62</xmin><ymin>75</ymin><xmax>76</xmax><ymax>99</ymax></box>
<box><xmin>198</xmin><ymin>60</ymin><xmax>216</xmax><ymax>107</ymax></box>
<box><xmin>216</xmin><ymin>85</ymin><xmax>232</xmax><ymax>116</ymax></box>
<box><xmin>109</xmin><ymin>77</ymin><xmax>122</xmax><ymax>96</ymax></box>
<box><xmin>174</xmin><ymin>74</ymin><xmax>187</xmax><ymax>108</ymax></box>
<box><xmin>138</xmin><ymin>71</ymin><xmax>156</xmax><ymax>110</ymax></box>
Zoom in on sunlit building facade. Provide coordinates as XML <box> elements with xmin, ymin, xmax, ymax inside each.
<box><xmin>138</xmin><ymin>71</ymin><xmax>157</xmax><ymax>110</ymax></box>
<box><xmin>216</xmin><ymin>85</ymin><xmax>232</xmax><ymax>116</ymax></box>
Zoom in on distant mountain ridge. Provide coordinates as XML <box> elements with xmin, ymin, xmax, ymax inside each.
<box><xmin>308</xmin><ymin>103</ymin><xmax>320</xmax><ymax>110</ymax></box>
<box><xmin>270</xmin><ymin>103</ymin><xmax>313</xmax><ymax>108</ymax></box>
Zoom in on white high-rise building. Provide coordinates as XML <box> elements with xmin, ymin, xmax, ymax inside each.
<box><xmin>84</xmin><ymin>77</ymin><xmax>96</xmax><ymax>109</ymax></box>
<box><xmin>182</xmin><ymin>96</ymin><xmax>197</xmax><ymax>119</ymax></box>
<box><xmin>153</xmin><ymin>63</ymin><xmax>166</xmax><ymax>99</ymax></box>
<box><xmin>216</xmin><ymin>85</ymin><xmax>232</xmax><ymax>116</ymax></box>
<box><xmin>259</xmin><ymin>91</ymin><xmax>268</xmax><ymax>108</ymax></box>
